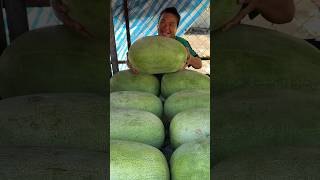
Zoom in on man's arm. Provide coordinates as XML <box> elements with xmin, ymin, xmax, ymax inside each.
<box><xmin>223</xmin><ymin>0</ymin><xmax>295</xmax><ymax>31</ymax></box>
<box><xmin>187</xmin><ymin>56</ymin><xmax>202</xmax><ymax>69</ymax></box>
<box><xmin>183</xmin><ymin>48</ymin><xmax>202</xmax><ymax>69</ymax></box>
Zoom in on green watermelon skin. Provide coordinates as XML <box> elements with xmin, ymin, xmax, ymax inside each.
<box><xmin>213</xmin><ymin>88</ymin><xmax>320</xmax><ymax>164</ymax></box>
<box><xmin>170</xmin><ymin>108</ymin><xmax>210</xmax><ymax>149</ymax></box>
<box><xmin>110</xmin><ymin>108</ymin><xmax>165</xmax><ymax>148</ymax></box>
<box><xmin>212</xmin><ymin>0</ymin><xmax>241</xmax><ymax>30</ymax></box>
<box><xmin>161</xmin><ymin>70</ymin><xmax>210</xmax><ymax>98</ymax></box>
<box><xmin>170</xmin><ymin>138</ymin><xmax>210</xmax><ymax>180</ymax></box>
<box><xmin>51</xmin><ymin>0</ymin><xmax>107</xmax><ymax>39</ymax></box>
<box><xmin>110</xmin><ymin>140</ymin><xmax>170</xmax><ymax>180</ymax></box>
<box><xmin>0</xmin><ymin>146</ymin><xmax>106</xmax><ymax>179</ymax></box>
<box><xmin>110</xmin><ymin>70</ymin><xmax>160</xmax><ymax>96</ymax></box>
<box><xmin>110</xmin><ymin>91</ymin><xmax>163</xmax><ymax>117</ymax></box>
<box><xmin>128</xmin><ymin>36</ymin><xmax>187</xmax><ymax>74</ymax></box>
<box><xmin>164</xmin><ymin>90</ymin><xmax>210</xmax><ymax>120</ymax></box>
<box><xmin>0</xmin><ymin>93</ymin><xmax>106</xmax><ymax>152</ymax></box>
<box><xmin>0</xmin><ymin>25</ymin><xmax>107</xmax><ymax>98</ymax></box>
<box><xmin>214</xmin><ymin>147</ymin><xmax>320</xmax><ymax>180</ymax></box>
<box><xmin>213</xmin><ymin>24</ymin><xmax>320</xmax><ymax>95</ymax></box>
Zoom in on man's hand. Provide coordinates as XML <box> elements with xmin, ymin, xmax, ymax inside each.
<box><xmin>181</xmin><ymin>48</ymin><xmax>202</xmax><ymax>70</ymax></box>
<box><xmin>223</xmin><ymin>0</ymin><xmax>295</xmax><ymax>31</ymax></box>
<box><xmin>51</xmin><ymin>0</ymin><xmax>92</xmax><ymax>37</ymax></box>
<box><xmin>223</xmin><ymin>0</ymin><xmax>257</xmax><ymax>31</ymax></box>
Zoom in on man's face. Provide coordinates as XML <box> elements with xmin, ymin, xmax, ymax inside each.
<box><xmin>158</xmin><ymin>12</ymin><xmax>178</xmax><ymax>38</ymax></box>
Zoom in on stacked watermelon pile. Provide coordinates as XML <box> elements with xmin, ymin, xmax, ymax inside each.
<box><xmin>110</xmin><ymin>36</ymin><xmax>210</xmax><ymax>179</ymax></box>
<box><xmin>212</xmin><ymin>1</ymin><xmax>320</xmax><ymax>178</ymax></box>
<box><xmin>0</xmin><ymin>1</ymin><xmax>107</xmax><ymax>179</ymax></box>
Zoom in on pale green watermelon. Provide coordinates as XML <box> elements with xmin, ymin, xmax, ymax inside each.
<box><xmin>128</xmin><ymin>36</ymin><xmax>187</xmax><ymax>74</ymax></box>
<box><xmin>110</xmin><ymin>108</ymin><xmax>165</xmax><ymax>148</ymax></box>
<box><xmin>110</xmin><ymin>70</ymin><xmax>160</xmax><ymax>96</ymax></box>
<box><xmin>110</xmin><ymin>140</ymin><xmax>169</xmax><ymax>180</ymax></box>
<box><xmin>0</xmin><ymin>146</ymin><xmax>106</xmax><ymax>179</ymax></box>
<box><xmin>213</xmin><ymin>88</ymin><xmax>320</xmax><ymax>164</ymax></box>
<box><xmin>164</xmin><ymin>90</ymin><xmax>210</xmax><ymax>119</ymax></box>
<box><xmin>161</xmin><ymin>70</ymin><xmax>210</xmax><ymax>98</ymax></box>
<box><xmin>214</xmin><ymin>147</ymin><xmax>320</xmax><ymax>179</ymax></box>
<box><xmin>213</xmin><ymin>24</ymin><xmax>320</xmax><ymax>95</ymax></box>
<box><xmin>0</xmin><ymin>93</ymin><xmax>106</xmax><ymax>151</ymax></box>
<box><xmin>110</xmin><ymin>91</ymin><xmax>163</xmax><ymax>117</ymax></box>
<box><xmin>212</xmin><ymin>0</ymin><xmax>241</xmax><ymax>30</ymax></box>
<box><xmin>0</xmin><ymin>25</ymin><xmax>107</xmax><ymax>98</ymax></box>
<box><xmin>170</xmin><ymin>138</ymin><xmax>210</xmax><ymax>180</ymax></box>
<box><xmin>170</xmin><ymin>108</ymin><xmax>210</xmax><ymax>149</ymax></box>
<box><xmin>51</xmin><ymin>0</ymin><xmax>107</xmax><ymax>39</ymax></box>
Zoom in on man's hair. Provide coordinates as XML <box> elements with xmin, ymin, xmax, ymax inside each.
<box><xmin>159</xmin><ymin>7</ymin><xmax>181</xmax><ymax>27</ymax></box>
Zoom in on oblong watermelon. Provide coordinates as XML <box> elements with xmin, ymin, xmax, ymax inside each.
<box><xmin>212</xmin><ymin>0</ymin><xmax>241</xmax><ymax>30</ymax></box>
<box><xmin>0</xmin><ymin>146</ymin><xmax>106</xmax><ymax>179</ymax></box>
<box><xmin>110</xmin><ymin>108</ymin><xmax>165</xmax><ymax>148</ymax></box>
<box><xmin>213</xmin><ymin>88</ymin><xmax>320</xmax><ymax>164</ymax></box>
<box><xmin>110</xmin><ymin>70</ymin><xmax>160</xmax><ymax>96</ymax></box>
<box><xmin>170</xmin><ymin>108</ymin><xmax>210</xmax><ymax>149</ymax></box>
<box><xmin>164</xmin><ymin>90</ymin><xmax>210</xmax><ymax>119</ymax></box>
<box><xmin>214</xmin><ymin>147</ymin><xmax>320</xmax><ymax>179</ymax></box>
<box><xmin>128</xmin><ymin>36</ymin><xmax>187</xmax><ymax>74</ymax></box>
<box><xmin>0</xmin><ymin>25</ymin><xmax>107</xmax><ymax>98</ymax></box>
<box><xmin>51</xmin><ymin>0</ymin><xmax>107</xmax><ymax>39</ymax></box>
<box><xmin>0</xmin><ymin>93</ymin><xmax>106</xmax><ymax>151</ymax></box>
<box><xmin>110</xmin><ymin>140</ymin><xmax>170</xmax><ymax>180</ymax></box>
<box><xmin>110</xmin><ymin>91</ymin><xmax>163</xmax><ymax>117</ymax></box>
<box><xmin>213</xmin><ymin>24</ymin><xmax>320</xmax><ymax>95</ymax></box>
<box><xmin>170</xmin><ymin>138</ymin><xmax>210</xmax><ymax>180</ymax></box>
<box><xmin>161</xmin><ymin>70</ymin><xmax>210</xmax><ymax>98</ymax></box>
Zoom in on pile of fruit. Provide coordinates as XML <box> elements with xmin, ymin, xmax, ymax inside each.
<box><xmin>0</xmin><ymin>1</ymin><xmax>107</xmax><ymax>179</ymax></box>
<box><xmin>212</xmin><ymin>1</ymin><xmax>320</xmax><ymax>178</ymax></box>
<box><xmin>110</xmin><ymin>36</ymin><xmax>210</xmax><ymax>180</ymax></box>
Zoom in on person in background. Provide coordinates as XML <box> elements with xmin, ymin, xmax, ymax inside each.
<box><xmin>223</xmin><ymin>0</ymin><xmax>295</xmax><ymax>31</ymax></box>
<box><xmin>128</xmin><ymin>7</ymin><xmax>202</xmax><ymax>74</ymax></box>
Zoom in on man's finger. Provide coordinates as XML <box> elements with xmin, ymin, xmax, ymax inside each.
<box><xmin>223</xmin><ymin>3</ymin><xmax>256</xmax><ymax>31</ymax></box>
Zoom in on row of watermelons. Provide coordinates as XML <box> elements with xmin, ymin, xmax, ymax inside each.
<box><xmin>212</xmin><ymin>0</ymin><xmax>320</xmax><ymax>178</ymax></box>
<box><xmin>110</xmin><ymin>36</ymin><xmax>210</xmax><ymax>179</ymax></box>
<box><xmin>0</xmin><ymin>1</ymin><xmax>107</xmax><ymax>178</ymax></box>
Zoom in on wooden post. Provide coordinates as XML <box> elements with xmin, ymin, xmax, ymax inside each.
<box><xmin>110</xmin><ymin>11</ymin><xmax>119</xmax><ymax>74</ymax></box>
<box><xmin>4</xmin><ymin>0</ymin><xmax>29</xmax><ymax>42</ymax></box>
<box><xmin>0</xmin><ymin>0</ymin><xmax>8</xmax><ymax>54</ymax></box>
<box><xmin>123</xmin><ymin>0</ymin><xmax>131</xmax><ymax>49</ymax></box>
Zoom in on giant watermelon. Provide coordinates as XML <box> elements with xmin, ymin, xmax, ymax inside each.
<box><xmin>110</xmin><ymin>91</ymin><xmax>163</xmax><ymax>117</ymax></box>
<box><xmin>110</xmin><ymin>108</ymin><xmax>165</xmax><ymax>148</ymax></box>
<box><xmin>110</xmin><ymin>140</ymin><xmax>169</xmax><ymax>180</ymax></box>
<box><xmin>212</xmin><ymin>0</ymin><xmax>241</xmax><ymax>30</ymax></box>
<box><xmin>170</xmin><ymin>138</ymin><xmax>210</xmax><ymax>180</ymax></box>
<box><xmin>128</xmin><ymin>36</ymin><xmax>187</xmax><ymax>74</ymax></box>
<box><xmin>213</xmin><ymin>88</ymin><xmax>320</xmax><ymax>164</ymax></box>
<box><xmin>0</xmin><ymin>25</ymin><xmax>107</xmax><ymax>98</ymax></box>
<box><xmin>161</xmin><ymin>70</ymin><xmax>210</xmax><ymax>98</ymax></box>
<box><xmin>0</xmin><ymin>93</ymin><xmax>106</xmax><ymax>152</ymax></box>
<box><xmin>170</xmin><ymin>108</ymin><xmax>210</xmax><ymax>149</ymax></box>
<box><xmin>214</xmin><ymin>147</ymin><xmax>320</xmax><ymax>179</ymax></box>
<box><xmin>51</xmin><ymin>0</ymin><xmax>107</xmax><ymax>39</ymax></box>
<box><xmin>0</xmin><ymin>146</ymin><xmax>106</xmax><ymax>179</ymax></box>
<box><xmin>164</xmin><ymin>90</ymin><xmax>210</xmax><ymax>119</ymax></box>
<box><xmin>213</xmin><ymin>24</ymin><xmax>320</xmax><ymax>95</ymax></box>
<box><xmin>110</xmin><ymin>70</ymin><xmax>160</xmax><ymax>96</ymax></box>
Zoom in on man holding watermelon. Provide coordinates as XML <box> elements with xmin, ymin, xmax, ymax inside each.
<box><xmin>156</xmin><ymin>7</ymin><xmax>203</xmax><ymax>70</ymax></box>
<box><xmin>127</xmin><ymin>7</ymin><xmax>203</xmax><ymax>74</ymax></box>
